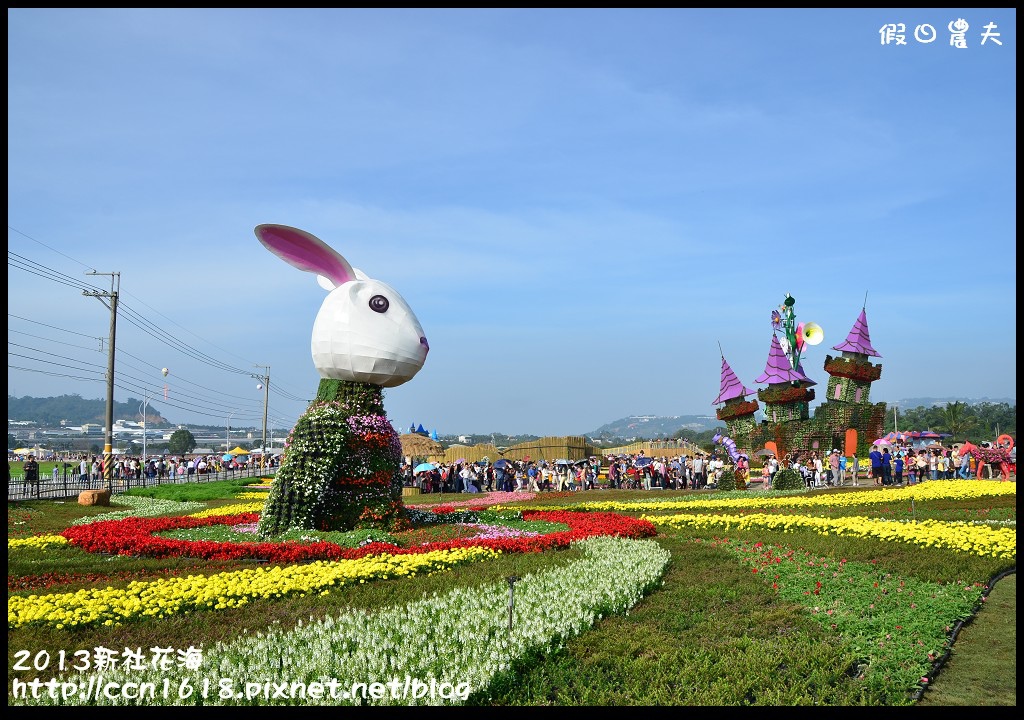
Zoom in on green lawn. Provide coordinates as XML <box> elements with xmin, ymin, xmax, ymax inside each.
<box><xmin>7</xmin><ymin>481</ymin><xmax>1016</xmax><ymax>706</ymax></box>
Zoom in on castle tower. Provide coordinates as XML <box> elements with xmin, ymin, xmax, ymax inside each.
<box><xmin>822</xmin><ymin>308</ymin><xmax>882</xmax><ymax>404</ymax></box>
<box><xmin>713</xmin><ymin>353</ymin><xmax>759</xmax><ymax>441</ymax></box>
<box><xmin>813</xmin><ymin>307</ymin><xmax>887</xmax><ymax>456</ymax></box>
<box><xmin>755</xmin><ymin>334</ymin><xmax>816</xmax><ymax>424</ymax></box>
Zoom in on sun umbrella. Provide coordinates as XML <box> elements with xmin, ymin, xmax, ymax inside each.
<box><xmin>634</xmin><ymin>456</ymin><xmax>654</xmax><ymax>467</ymax></box>
<box><xmin>554</xmin><ymin>459</ymin><xmax>571</xmax><ymax>466</ymax></box>
<box><xmin>222</xmin><ymin>454</ymin><xmax>234</xmax><ymax>462</ymax></box>
<box><xmin>872</xmin><ymin>439</ymin><xmax>893</xmax><ymax>447</ymax></box>
<box><xmin>455</xmin><ymin>458</ymin><xmax>467</xmax><ymax>464</ymax></box>
<box><xmin>494</xmin><ymin>459</ymin><xmax>512</xmax><ymax>469</ymax></box>
<box><xmin>414</xmin><ymin>462</ymin><xmax>436</xmax><ymax>474</ymax></box>
<box><xmin>754</xmin><ymin>448</ymin><xmax>775</xmax><ymax>457</ymax></box>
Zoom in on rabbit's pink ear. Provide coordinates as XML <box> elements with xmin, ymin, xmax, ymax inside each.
<box><xmin>255</xmin><ymin>224</ymin><xmax>356</xmax><ymax>287</ymax></box>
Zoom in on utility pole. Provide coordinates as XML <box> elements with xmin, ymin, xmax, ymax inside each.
<box><xmin>140</xmin><ymin>391</ymin><xmax>151</xmax><ymax>466</ymax></box>
<box><xmin>84</xmin><ymin>271</ymin><xmax>119</xmax><ymax>492</ymax></box>
<box><xmin>252</xmin><ymin>365</ymin><xmax>270</xmax><ymax>467</ymax></box>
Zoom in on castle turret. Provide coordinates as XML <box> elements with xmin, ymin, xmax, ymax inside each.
<box><xmin>756</xmin><ymin>334</ymin><xmax>816</xmax><ymax>423</ymax></box>
<box><xmin>823</xmin><ymin>308</ymin><xmax>882</xmax><ymax>404</ymax></box>
<box><xmin>713</xmin><ymin>354</ymin><xmax>759</xmax><ymax>434</ymax></box>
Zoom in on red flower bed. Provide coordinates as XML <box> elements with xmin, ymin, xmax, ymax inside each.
<box><xmin>60</xmin><ymin>511</ymin><xmax>657</xmax><ymax>562</ymax></box>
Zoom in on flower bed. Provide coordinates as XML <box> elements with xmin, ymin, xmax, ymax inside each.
<box><xmin>716</xmin><ymin>399</ymin><xmax>759</xmax><ymax>421</ymax></box>
<box><xmin>823</xmin><ymin>355</ymin><xmax>882</xmax><ymax>382</ymax></box>
<box><xmin>757</xmin><ymin>384</ymin><xmax>815</xmax><ymax>404</ymax></box>
<box><xmin>58</xmin><ymin>510</ymin><xmax>656</xmax><ymax>562</ymax></box>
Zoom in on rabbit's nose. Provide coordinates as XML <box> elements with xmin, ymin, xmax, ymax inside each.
<box><xmin>420</xmin><ymin>336</ymin><xmax>430</xmax><ymax>354</ymax></box>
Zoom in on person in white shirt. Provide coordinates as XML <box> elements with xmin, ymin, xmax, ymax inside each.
<box><xmin>692</xmin><ymin>455</ymin><xmax>705</xmax><ymax>489</ymax></box>
<box><xmin>459</xmin><ymin>464</ymin><xmax>475</xmax><ymax>493</ymax></box>
<box><xmin>767</xmin><ymin>455</ymin><xmax>779</xmax><ymax>487</ymax></box>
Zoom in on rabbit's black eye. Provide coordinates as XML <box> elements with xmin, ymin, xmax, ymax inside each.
<box><xmin>369</xmin><ymin>295</ymin><xmax>389</xmax><ymax>314</ymax></box>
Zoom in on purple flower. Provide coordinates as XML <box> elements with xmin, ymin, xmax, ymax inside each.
<box><xmin>771</xmin><ymin>310</ymin><xmax>782</xmax><ymax>328</ymax></box>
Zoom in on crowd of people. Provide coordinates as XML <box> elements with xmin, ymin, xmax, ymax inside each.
<box><xmin>866</xmin><ymin>443</ymin><xmax>974</xmax><ymax>486</ymax></box>
<box><xmin>402</xmin><ymin>450</ymin><xmax>740</xmax><ymax>494</ymax></box>
<box><xmin>761</xmin><ymin>442</ymin><xmax>985</xmax><ymax>489</ymax></box>
<box><xmin>12</xmin><ymin>452</ymin><xmax>279</xmax><ymax>488</ymax></box>
<box><xmin>402</xmin><ymin>440</ymin><xmax>1005</xmax><ymax>496</ymax></box>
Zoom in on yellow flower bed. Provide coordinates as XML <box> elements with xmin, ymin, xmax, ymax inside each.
<box><xmin>8</xmin><ymin>546</ymin><xmax>499</xmax><ymax>630</ymax></box>
<box><xmin>643</xmin><ymin>512</ymin><xmax>1016</xmax><ymax>560</ymax></box>
<box><xmin>503</xmin><ymin>479</ymin><xmax>1015</xmax><ymax>514</ymax></box>
<box><xmin>189</xmin><ymin>501</ymin><xmax>266</xmax><ymax>518</ymax></box>
<box><xmin>234</xmin><ymin>491</ymin><xmax>271</xmax><ymax>500</ymax></box>
<box><xmin>8</xmin><ymin>535</ymin><xmax>69</xmax><ymax>550</ymax></box>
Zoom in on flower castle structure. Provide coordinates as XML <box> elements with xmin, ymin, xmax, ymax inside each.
<box><xmin>713</xmin><ymin>295</ymin><xmax>886</xmax><ymax>460</ymax></box>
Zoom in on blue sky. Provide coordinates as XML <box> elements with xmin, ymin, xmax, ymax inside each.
<box><xmin>8</xmin><ymin>8</ymin><xmax>1016</xmax><ymax>438</ymax></box>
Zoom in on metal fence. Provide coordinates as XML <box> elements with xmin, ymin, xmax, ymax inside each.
<box><xmin>8</xmin><ymin>466</ymin><xmax>277</xmax><ymax>502</ymax></box>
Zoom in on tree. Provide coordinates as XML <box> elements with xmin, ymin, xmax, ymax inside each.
<box><xmin>7</xmin><ymin>433</ymin><xmax>16</xmax><ymax>449</ymax></box>
<box><xmin>939</xmin><ymin>401</ymin><xmax>977</xmax><ymax>441</ymax></box>
<box><xmin>167</xmin><ymin>428</ymin><xmax>197</xmax><ymax>454</ymax></box>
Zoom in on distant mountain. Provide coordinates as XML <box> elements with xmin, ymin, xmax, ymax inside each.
<box><xmin>586</xmin><ymin>414</ymin><xmax>726</xmax><ymax>440</ymax></box>
<box><xmin>887</xmin><ymin>397</ymin><xmax>1015</xmax><ymax>409</ymax></box>
<box><xmin>7</xmin><ymin>394</ymin><xmax>171</xmax><ymax>426</ymax></box>
<box><xmin>584</xmin><ymin>397</ymin><xmax>1016</xmax><ymax>442</ymax></box>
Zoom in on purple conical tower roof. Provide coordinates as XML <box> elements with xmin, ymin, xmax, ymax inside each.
<box><xmin>832</xmin><ymin>308</ymin><xmax>881</xmax><ymax>357</ymax></box>
<box><xmin>755</xmin><ymin>334</ymin><xmax>816</xmax><ymax>386</ymax></box>
<box><xmin>712</xmin><ymin>355</ymin><xmax>754</xmax><ymax>405</ymax></box>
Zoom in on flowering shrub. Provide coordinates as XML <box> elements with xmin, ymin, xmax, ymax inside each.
<box><xmin>823</xmin><ymin>355</ymin><xmax>882</xmax><ymax>382</ymax></box>
<box><xmin>257</xmin><ymin>380</ymin><xmax>407</xmax><ymax>536</ymax></box>
<box><xmin>716</xmin><ymin>399</ymin><xmax>759</xmax><ymax>421</ymax></box>
<box><xmin>757</xmin><ymin>385</ymin><xmax>815</xmax><ymax>404</ymax></box>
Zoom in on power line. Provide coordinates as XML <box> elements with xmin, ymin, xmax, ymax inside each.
<box><xmin>8</xmin><ymin>225</ymin><xmax>96</xmax><ymax>271</ymax></box>
<box><xmin>9</xmin><ymin>234</ymin><xmax>314</xmax><ymax>426</ymax></box>
<box><xmin>8</xmin><ymin>313</ymin><xmax>103</xmax><ymax>340</ymax></box>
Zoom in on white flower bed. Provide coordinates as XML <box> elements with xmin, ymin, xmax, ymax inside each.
<box><xmin>20</xmin><ymin>536</ymin><xmax>669</xmax><ymax>706</ymax></box>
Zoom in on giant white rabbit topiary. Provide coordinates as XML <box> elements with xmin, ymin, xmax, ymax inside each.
<box><xmin>254</xmin><ymin>225</ymin><xmax>429</xmax><ymax>535</ymax></box>
<box><xmin>255</xmin><ymin>223</ymin><xmax>429</xmax><ymax>386</ymax></box>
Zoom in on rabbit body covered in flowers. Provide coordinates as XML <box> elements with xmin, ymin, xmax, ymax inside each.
<box><xmin>254</xmin><ymin>224</ymin><xmax>425</xmax><ymax>535</ymax></box>
<box><xmin>255</xmin><ymin>224</ymin><xmax>429</xmax><ymax>387</ymax></box>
